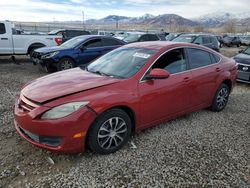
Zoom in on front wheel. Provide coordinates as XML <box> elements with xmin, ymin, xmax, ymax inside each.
<box><xmin>87</xmin><ymin>109</ymin><xmax>132</xmax><ymax>155</ymax></box>
<box><xmin>211</xmin><ymin>83</ymin><xmax>230</xmax><ymax>112</ymax></box>
<box><xmin>57</xmin><ymin>58</ymin><xmax>75</xmax><ymax>71</ymax></box>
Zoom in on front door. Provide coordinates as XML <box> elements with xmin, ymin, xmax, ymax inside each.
<box><xmin>0</xmin><ymin>22</ymin><xmax>12</xmax><ymax>54</ymax></box>
<box><xmin>139</xmin><ymin>48</ymin><xmax>192</xmax><ymax>127</ymax></box>
<box><xmin>78</xmin><ymin>38</ymin><xmax>104</xmax><ymax>65</ymax></box>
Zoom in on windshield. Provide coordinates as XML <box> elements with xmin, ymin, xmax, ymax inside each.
<box><xmin>123</xmin><ymin>34</ymin><xmax>142</xmax><ymax>42</ymax></box>
<box><xmin>60</xmin><ymin>37</ymin><xmax>84</xmax><ymax>48</ymax></box>
<box><xmin>243</xmin><ymin>47</ymin><xmax>250</xmax><ymax>55</ymax></box>
<box><xmin>173</xmin><ymin>35</ymin><xmax>196</xmax><ymax>43</ymax></box>
<box><xmin>48</xmin><ymin>30</ymin><xmax>61</xmax><ymax>35</ymax></box>
<box><xmin>166</xmin><ymin>33</ymin><xmax>178</xmax><ymax>41</ymax></box>
<box><xmin>87</xmin><ymin>47</ymin><xmax>157</xmax><ymax>79</ymax></box>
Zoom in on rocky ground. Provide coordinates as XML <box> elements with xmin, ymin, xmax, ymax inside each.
<box><xmin>0</xmin><ymin>48</ymin><xmax>249</xmax><ymax>187</ymax></box>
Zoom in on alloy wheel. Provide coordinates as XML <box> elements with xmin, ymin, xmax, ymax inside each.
<box><xmin>216</xmin><ymin>87</ymin><xmax>229</xmax><ymax>110</ymax></box>
<box><xmin>97</xmin><ymin>117</ymin><xmax>127</xmax><ymax>150</ymax></box>
<box><xmin>61</xmin><ymin>60</ymin><xmax>74</xmax><ymax>70</ymax></box>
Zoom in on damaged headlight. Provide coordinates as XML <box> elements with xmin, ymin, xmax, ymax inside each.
<box><xmin>41</xmin><ymin>51</ymin><xmax>59</xmax><ymax>59</ymax></box>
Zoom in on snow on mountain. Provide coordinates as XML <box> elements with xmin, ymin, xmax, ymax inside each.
<box><xmin>194</xmin><ymin>11</ymin><xmax>250</xmax><ymax>27</ymax></box>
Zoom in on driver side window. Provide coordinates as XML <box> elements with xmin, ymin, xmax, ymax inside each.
<box><xmin>151</xmin><ymin>48</ymin><xmax>187</xmax><ymax>74</ymax></box>
<box><xmin>84</xmin><ymin>39</ymin><xmax>102</xmax><ymax>48</ymax></box>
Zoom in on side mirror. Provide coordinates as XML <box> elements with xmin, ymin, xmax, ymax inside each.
<box><xmin>80</xmin><ymin>45</ymin><xmax>86</xmax><ymax>51</ymax></box>
<box><xmin>146</xmin><ymin>68</ymin><xmax>170</xmax><ymax>80</ymax></box>
<box><xmin>239</xmin><ymin>50</ymin><xmax>243</xmax><ymax>53</ymax></box>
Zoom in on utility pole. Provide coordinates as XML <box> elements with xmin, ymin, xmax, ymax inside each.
<box><xmin>82</xmin><ymin>11</ymin><xmax>85</xmax><ymax>30</ymax></box>
<box><xmin>116</xmin><ymin>17</ymin><xmax>119</xmax><ymax>30</ymax></box>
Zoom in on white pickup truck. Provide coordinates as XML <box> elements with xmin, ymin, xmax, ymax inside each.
<box><xmin>0</xmin><ymin>21</ymin><xmax>62</xmax><ymax>56</ymax></box>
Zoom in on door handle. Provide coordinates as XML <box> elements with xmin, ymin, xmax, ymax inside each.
<box><xmin>183</xmin><ymin>77</ymin><xmax>190</xmax><ymax>82</ymax></box>
<box><xmin>1</xmin><ymin>38</ymin><xmax>8</xmax><ymax>40</ymax></box>
<box><xmin>216</xmin><ymin>67</ymin><xmax>221</xmax><ymax>72</ymax></box>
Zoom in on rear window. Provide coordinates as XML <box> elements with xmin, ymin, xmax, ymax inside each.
<box><xmin>0</xmin><ymin>23</ymin><xmax>6</xmax><ymax>34</ymax></box>
<box><xmin>147</xmin><ymin>34</ymin><xmax>160</xmax><ymax>41</ymax></box>
<box><xmin>187</xmin><ymin>48</ymin><xmax>212</xmax><ymax>69</ymax></box>
<box><xmin>210</xmin><ymin>54</ymin><xmax>221</xmax><ymax>64</ymax></box>
<box><xmin>102</xmin><ymin>38</ymin><xmax>123</xmax><ymax>46</ymax></box>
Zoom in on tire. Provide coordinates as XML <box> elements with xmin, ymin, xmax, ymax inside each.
<box><xmin>44</xmin><ymin>64</ymin><xmax>54</xmax><ymax>73</ymax></box>
<box><xmin>211</xmin><ymin>83</ymin><xmax>230</xmax><ymax>112</ymax></box>
<box><xmin>29</xmin><ymin>48</ymin><xmax>36</xmax><ymax>63</ymax></box>
<box><xmin>87</xmin><ymin>109</ymin><xmax>132</xmax><ymax>155</ymax></box>
<box><xmin>57</xmin><ymin>58</ymin><xmax>75</xmax><ymax>71</ymax></box>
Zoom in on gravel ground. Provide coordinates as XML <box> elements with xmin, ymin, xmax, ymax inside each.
<box><xmin>0</xmin><ymin>48</ymin><xmax>249</xmax><ymax>187</ymax></box>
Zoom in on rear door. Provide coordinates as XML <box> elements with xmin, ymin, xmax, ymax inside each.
<box><xmin>0</xmin><ymin>22</ymin><xmax>13</xmax><ymax>54</ymax></box>
<box><xmin>186</xmin><ymin>48</ymin><xmax>220</xmax><ymax>107</ymax></box>
<box><xmin>102</xmin><ymin>38</ymin><xmax>124</xmax><ymax>54</ymax></box>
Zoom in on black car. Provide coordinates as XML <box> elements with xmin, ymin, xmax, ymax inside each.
<box><xmin>233</xmin><ymin>46</ymin><xmax>250</xmax><ymax>83</ymax></box>
<box><xmin>123</xmin><ymin>32</ymin><xmax>166</xmax><ymax>43</ymax></box>
<box><xmin>223</xmin><ymin>36</ymin><xmax>241</xmax><ymax>47</ymax></box>
<box><xmin>173</xmin><ymin>34</ymin><xmax>220</xmax><ymax>52</ymax></box>
<box><xmin>48</xmin><ymin>29</ymin><xmax>91</xmax><ymax>43</ymax></box>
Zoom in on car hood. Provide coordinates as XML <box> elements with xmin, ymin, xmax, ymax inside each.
<box><xmin>35</xmin><ymin>46</ymin><xmax>68</xmax><ymax>53</ymax></box>
<box><xmin>233</xmin><ymin>53</ymin><xmax>250</xmax><ymax>65</ymax></box>
<box><xmin>22</xmin><ymin>68</ymin><xmax>120</xmax><ymax>103</ymax></box>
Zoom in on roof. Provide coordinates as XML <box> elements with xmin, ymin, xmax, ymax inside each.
<box><xmin>123</xmin><ymin>41</ymin><xmax>204</xmax><ymax>50</ymax></box>
<box><xmin>126</xmin><ymin>32</ymin><xmax>146</xmax><ymax>35</ymax></box>
<box><xmin>180</xmin><ymin>33</ymin><xmax>215</xmax><ymax>37</ymax></box>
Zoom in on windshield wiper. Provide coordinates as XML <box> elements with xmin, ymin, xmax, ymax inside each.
<box><xmin>87</xmin><ymin>69</ymin><xmax>109</xmax><ymax>76</ymax></box>
<box><xmin>89</xmin><ymin>70</ymin><xmax>125</xmax><ymax>79</ymax></box>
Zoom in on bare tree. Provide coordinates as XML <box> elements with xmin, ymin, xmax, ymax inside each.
<box><xmin>193</xmin><ymin>25</ymin><xmax>205</xmax><ymax>33</ymax></box>
<box><xmin>223</xmin><ymin>19</ymin><xmax>237</xmax><ymax>33</ymax></box>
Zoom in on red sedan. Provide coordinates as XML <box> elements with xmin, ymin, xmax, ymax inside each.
<box><xmin>14</xmin><ymin>42</ymin><xmax>237</xmax><ymax>154</ymax></box>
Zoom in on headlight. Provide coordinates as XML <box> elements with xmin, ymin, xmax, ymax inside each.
<box><xmin>41</xmin><ymin>51</ymin><xmax>59</xmax><ymax>59</ymax></box>
<box><xmin>41</xmin><ymin>102</ymin><xmax>89</xmax><ymax>120</ymax></box>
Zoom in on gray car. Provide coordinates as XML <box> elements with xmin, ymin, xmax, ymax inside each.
<box><xmin>233</xmin><ymin>46</ymin><xmax>250</xmax><ymax>83</ymax></box>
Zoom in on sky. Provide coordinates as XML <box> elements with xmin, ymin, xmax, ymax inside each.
<box><xmin>0</xmin><ymin>0</ymin><xmax>249</xmax><ymax>22</ymax></box>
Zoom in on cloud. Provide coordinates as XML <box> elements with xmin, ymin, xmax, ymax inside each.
<box><xmin>0</xmin><ymin>0</ymin><xmax>249</xmax><ymax>21</ymax></box>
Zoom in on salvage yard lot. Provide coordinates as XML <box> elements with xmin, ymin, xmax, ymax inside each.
<box><xmin>0</xmin><ymin>47</ymin><xmax>250</xmax><ymax>187</ymax></box>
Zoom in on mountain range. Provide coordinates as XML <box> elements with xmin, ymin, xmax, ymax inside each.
<box><xmin>85</xmin><ymin>11</ymin><xmax>250</xmax><ymax>28</ymax></box>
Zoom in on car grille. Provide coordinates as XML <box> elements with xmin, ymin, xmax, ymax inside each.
<box><xmin>18</xmin><ymin>94</ymin><xmax>39</xmax><ymax>112</ymax></box>
<box><xmin>32</xmin><ymin>51</ymin><xmax>42</xmax><ymax>59</ymax></box>
<box><xmin>238</xmin><ymin>64</ymin><xmax>250</xmax><ymax>72</ymax></box>
<box><xmin>19</xmin><ymin>127</ymin><xmax>62</xmax><ymax>147</ymax></box>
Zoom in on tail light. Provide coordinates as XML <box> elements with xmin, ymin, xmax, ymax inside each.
<box><xmin>54</xmin><ymin>38</ymin><xmax>62</xmax><ymax>45</ymax></box>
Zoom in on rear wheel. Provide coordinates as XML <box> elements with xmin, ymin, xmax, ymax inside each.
<box><xmin>87</xmin><ymin>109</ymin><xmax>132</xmax><ymax>154</ymax></box>
<box><xmin>57</xmin><ymin>58</ymin><xmax>75</xmax><ymax>71</ymax></box>
<box><xmin>211</xmin><ymin>83</ymin><xmax>230</xmax><ymax>112</ymax></box>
